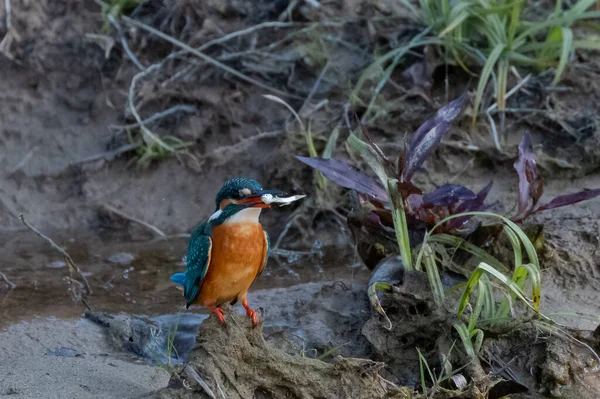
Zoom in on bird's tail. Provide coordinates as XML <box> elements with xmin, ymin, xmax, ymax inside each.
<box><xmin>170</xmin><ymin>272</ymin><xmax>185</xmax><ymax>285</ymax></box>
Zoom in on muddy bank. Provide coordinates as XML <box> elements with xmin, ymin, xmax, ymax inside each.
<box><xmin>1</xmin><ymin>0</ymin><xmax>600</xmax><ymax>398</ymax></box>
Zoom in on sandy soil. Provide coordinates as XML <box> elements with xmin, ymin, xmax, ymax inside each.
<box><xmin>0</xmin><ymin>318</ymin><xmax>170</xmax><ymax>398</ymax></box>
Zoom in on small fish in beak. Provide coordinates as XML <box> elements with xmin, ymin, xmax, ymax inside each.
<box><xmin>236</xmin><ymin>189</ymin><xmax>305</xmax><ymax>208</ymax></box>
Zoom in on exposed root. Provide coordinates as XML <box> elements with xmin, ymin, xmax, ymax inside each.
<box><xmin>183</xmin><ymin>366</ymin><xmax>216</xmax><ymax>399</ymax></box>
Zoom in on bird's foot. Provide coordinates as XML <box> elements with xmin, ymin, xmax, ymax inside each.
<box><xmin>210</xmin><ymin>306</ymin><xmax>226</xmax><ymax>325</ymax></box>
<box><xmin>242</xmin><ymin>299</ymin><xmax>258</xmax><ymax>328</ymax></box>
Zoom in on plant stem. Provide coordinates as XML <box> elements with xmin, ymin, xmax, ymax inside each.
<box><xmin>387</xmin><ymin>178</ymin><xmax>412</xmax><ymax>270</ymax></box>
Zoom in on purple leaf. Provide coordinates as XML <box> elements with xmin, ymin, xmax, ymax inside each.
<box><xmin>445</xmin><ymin>181</ymin><xmax>493</xmax><ymax>231</ymax></box>
<box><xmin>422</xmin><ymin>184</ymin><xmax>477</xmax><ymax>208</ymax></box>
<box><xmin>535</xmin><ymin>189</ymin><xmax>600</xmax><ymax>212</ymax></box>
<box><xmin>514</xmin><ymin>133</ymin><xmax>543</xmax><ymax>216</ymax></box>
<box><xmin>402</xmin><ymin>93</ymin><xmax>468</xmax><ymax>181</ymax></box>
<box><xmin>454</xmin><ymin>180</ymin><xmax>493</xmax><ymax>214</ymax></box>
<box><xmin>296</xmin><ymin>156</ymin><xmax>388</xmax><ymax>202</ymax></box>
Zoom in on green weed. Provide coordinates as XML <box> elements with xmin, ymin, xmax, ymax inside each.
<box><xmin>127</xmin><ymin>129</ymin><xmax>193</xmax><ymax>168</ymax></box>
<box><xmin>355</xmin><ymin>0</ymin><xmax>600</xmax><ymax>143</ymax></box>
<box><xmin>101</xmin><ymin>0</ymin><xmax>140</xmax><ymax>32</ymax></box>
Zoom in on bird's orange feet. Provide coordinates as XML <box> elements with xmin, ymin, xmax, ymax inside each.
<box><xmin>210</xmin><ymin>306</ymin><xmax>226</xmax><ymax>325</ymax></box>
<box><xmin>242</xmin><ymin>299</ymin><xmax>258</xmax><ymax>327</ymax></box>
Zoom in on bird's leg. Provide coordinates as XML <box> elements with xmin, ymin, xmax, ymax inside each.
<box><xmin>209</xmin><ymin>305</ymin><xmax>226</xmax><ymax>325</ymax></box>
<box><xmin>241</xmin><ymin>298</ymin><xmax>258</xmax><ymax>327</ymax></box>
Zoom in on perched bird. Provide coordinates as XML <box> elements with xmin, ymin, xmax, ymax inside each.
<box><xmin>170</xmin><ymin>178</ymin><xmax>296</xmax><ymax>326</ymax></box>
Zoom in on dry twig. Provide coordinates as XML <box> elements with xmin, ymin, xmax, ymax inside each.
<box><xmin>102</xmin><ymin>203</ymin><xmax>167</xmax><ymax>238</ymax></box>
<box><xmin>110</xmin><ymin>104</ymin><xmax>197</xmax><ymax>131</ymax></box>
<box><xmin>108</xmin><ymin>14</ymin><xmax>145</xmax><ymax>70</ymax></box>
<box><xmin>19</xmin><ymin>214</ymin><xmax>92</xmax><ymax>305</ymax></box>
<box><xmin>122</xmin><ymin>16</ymin><xmax>302</xmax><ymax>100</ymax></box>
<box><xmin>129</xmin><ymin>63</ymin><xmax>176</xmax><ymax>152</ymax></box>
<box><xmin>0</xmin><ymin>270</ymin><xmax>16</xmax><ymax>289</ymax></box>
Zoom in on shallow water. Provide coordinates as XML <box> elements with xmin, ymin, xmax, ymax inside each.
<box><xmin>0</xmin><ymin>230</ymin><xmax>369</xmax><ymax>328</ymax></box>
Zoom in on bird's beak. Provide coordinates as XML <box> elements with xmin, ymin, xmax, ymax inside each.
<box><xmin>237</xmin><ymin>189</ymin><xmax>288</xmax><ymax>208</ymax></box>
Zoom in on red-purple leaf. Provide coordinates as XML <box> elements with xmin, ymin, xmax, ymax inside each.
<box><xmin>402</xmin><ymin>93</ymin><xmax>468</xmax><ymax>181</ymax></box>
<box><xmin>535</xmin><ymin>189</ymin><xmax>600</xmax><ymax>212</ymax></box>
<box><xmin>514</xmin><ymin>133</ymin><xmax>543</xmax><ymax>216</ymax></box>
<box><xmin>296</xmin><ymin>156</ymin><xmax>389</xmax><ymax>202</ymax></box>
<box><xmin>454</xmin><ymin>180</ymin><xmax>493</xmax><ymax>214</ymax></box>
<box><xmin>397</xmin><ymin>181</ymin><xmax>422</xmax><ymax>199</ymax></box>
<box><xmin>422</xmin><ymin>184</ymin><xmax>477</xmax><ymax>208</ymax></box>
<box><xmin>367</xmin><ymin>211</ymin><xmax>396</xmax><ymax>233</ymax></box>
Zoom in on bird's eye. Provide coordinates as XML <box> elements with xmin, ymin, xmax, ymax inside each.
<box><xmin>239</xmin><ymin>188</ymin><xmax>251</xmax><ymax>197</ymax></box>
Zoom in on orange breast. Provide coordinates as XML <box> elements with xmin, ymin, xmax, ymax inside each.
<box><xmin>196</xmin><ymin>222</ymin><xmax>266</xmax><ymax>307</ymax></box>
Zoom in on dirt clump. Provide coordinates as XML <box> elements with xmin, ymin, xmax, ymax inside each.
<box><xmin>155</xmin><ymin>304</ymin><xmax>407</xmax><ymax>399</ymax></box>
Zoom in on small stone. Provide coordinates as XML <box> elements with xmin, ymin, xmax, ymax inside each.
<box><xmin>47</xmin><ymin>261</ymin><xmax>66</xmax><ymax>269</ymax></box>
<box><xmin>108</xmin><ymin>253</ymin><xmax>135</xmax><ymax>265</ymax></box>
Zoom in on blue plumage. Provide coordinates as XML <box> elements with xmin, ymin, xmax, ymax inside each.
<box><xmin>170</xmin><ymin>273</ymin><xmax>185</xmax><ymax>285</ymax></box>
<box><xmin>176</xmin><ymin>223</ymin><xmax>213</xmax><ymax>308</ymax></box>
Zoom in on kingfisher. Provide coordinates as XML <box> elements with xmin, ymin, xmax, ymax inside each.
<box><xmin>170</xmin><ymin>178</ymin><xmax>304</xmax><ymax>326</ymax></box>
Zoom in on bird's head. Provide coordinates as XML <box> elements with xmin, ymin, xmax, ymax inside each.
<box><xmin>214</xmin><ymin>178</ymin><xmax>287</xmax><ymax>211</ymax></box>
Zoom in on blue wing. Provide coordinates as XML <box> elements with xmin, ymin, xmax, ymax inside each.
<box><xmin>170</xmin><ymin>223</ymin><xmax>212</xmax><ymax>308</ymax></box>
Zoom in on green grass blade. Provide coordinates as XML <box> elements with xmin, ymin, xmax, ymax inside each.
<box><xmin>430</xmin><ymin>211</ymin><xmax>540</xmax><ymax>270</ymax></box>
<box><xmin>307</xmin><ymin>121</ymin><xmax>326</xmax><ymax>190</ymax></box>
<box><xmin>387</xmin><ymin>178</ymin><xmax>413</xmax><ymax>270</ymax></box>
<box><xmin>347</xmin><ymin>133</ymin><xmax>389</xmax><ymax>185</ymax></box>
<box><xmin>482</xmin><ymin>275</ymin><xmax>496</xmax><ymax>320</ymax></box>
<box><xmin>503</xmin><ymin>225</ymin><xmax>522</xmax><ymax>269</ymax></box>
<box><xmin>497</xmin><ymin>59</ymin><xmax>509</xmax><ymax>111</ymax></box>
<box><xmin>417</xmin><ymin>348</ymin><xmax>436</xmax><ymax>394</ymax></box>
<box><xmin>472</xmin><ymin>43</ymin><xmax>504</xmax><ymax>125</ymax></box>
<box><xmin>317</xmin><ymin>342</ymin><xmax>349</xmax><ymax>360</ymax></box>
<box><xmin>508</xmin><ymin>0</ymin><xmax>523</xmax><ymax>43</ymax></box>
<box><xmin>263</xmin><ymin>94</ymin><xmax>327</xmax><ymax>189</ymax></box>
<box><xmin>468</xmin><ymin>279</ymin><xmax>487</xmax><ymax>331</ymax></box>
<box><xmin>457</xmin><ymin>268</ymin><xmax>484</xmax><ymax>317</ymax></box>
<box><xmin>397</xmin><ymin>0</ymin><xmax>421</xmax><ymax>21</ymax></box>
<box><xmin>566</xmin><ymin>0</ymin><xmax>597</xmax><ymax>18</ymax></box>
<box><xmin>439</xmin><ymin>10</ymin><xmax>469</xmax><ymax>38</ymax></box>
<box><xmin>552</xmin><ymin>27</ymin><xmax>573</xmax><ymax>86</ymax></box>
<box><xmin>426</xmin><ymin>233</ymin><xmax>509</xmax><ymax>273</ymax></box>
<box><xmin>476</xmin><ymin>262</ymin><xmax>545</xmax><ymax>316</ymax></box>
<box><xmin>418</xmin><ymin>350</ymin><xmax>428</xmax><ymax>394</ymax></box>
<box><xmin>472</xmin><ymin>329</ymin><xmax>484</xmax><ymax>354</ymax></box>
<box><xmin>454</xmin><ymin>323</ymin><xmax>476</xmax><ymax>359</ymax></box>
<box><xmin>522</xmin><ymin>263</ymin><xmax>541</xmax><ymax>309</ymax></box>
<box><xmin>350</xmin><ymin>35</ymin><xmax>440</xmax><ymax>105</ymax></box>
<box><xmin>423</xmin><ymin>243</ymin><xmax>445</xmax><ymax>306</ymax></box>
<box><xmin>521</xmin><ymin>39</ymin><xmax>600</xmax><ymax>53</ymax></box>
<box><xmin>362</xmin><ymin>51</ymin><xmax>405</xmax><ymax>122</ymax></box>
<box><xmin>322</xmin><ymin>126</ymin><xmax>339</xmax><ymax>159</ymax></box>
